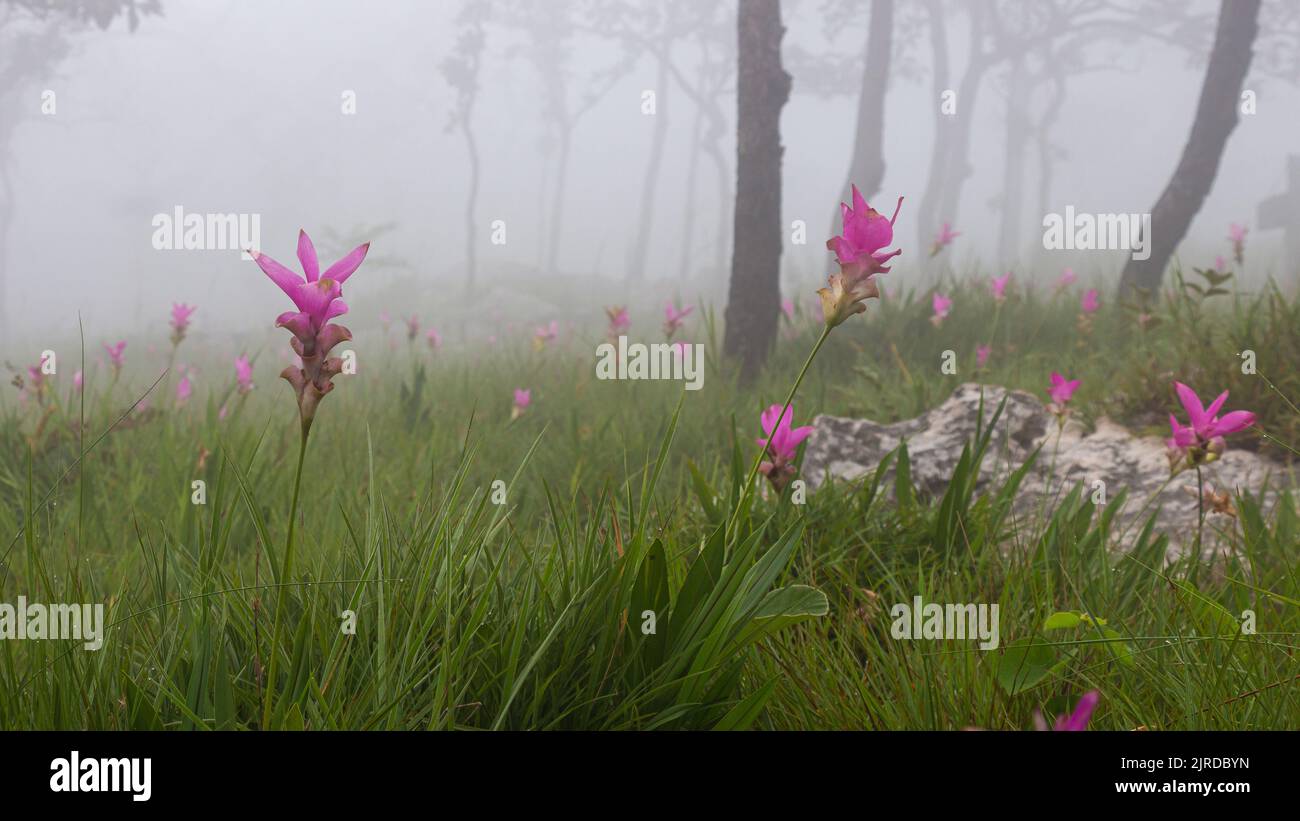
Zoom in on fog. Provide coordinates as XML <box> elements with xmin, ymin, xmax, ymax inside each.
<box><xmin>2</xmin><ymin>0</ymin><xmax>1298</xmax><ymax>346</ymax></box>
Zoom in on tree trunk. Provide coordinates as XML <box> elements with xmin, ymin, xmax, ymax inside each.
<box><xmin>833</xmin><ymin>0</ymin><xmax>893</xmax><ymax>221</ymax></box>
<box><xmin>1118</xmin><ymin>0</ymin><xmax>1260</xmax><ymax>296</ymax></box>
<box><xmin>723</xmin><ymin>0</ymin><xmax>791</xmax><ymax>383</ymax></box>
<box><xmin>461</xmin><ymin>119</ymin><xmax>480</xmax><ymax>291</ymax></box>
<box><xmin>546</xmin><ymin>126</ymin><xmax>572</xmax><ymax>276</ymax></box>
<box><xmin>934</xmin><ymin>4</ymin><xmax>988</xmax><ymax>241</ymax></box>
<box><xmin>996</xmin><ymin>55</ymin><xmax>1030</xmax><ymax>266</ymax></box>
<box><xmin>678</xmin><ymin>98</ymin><xmax>705</xmax><ymax>281</ymax></box>
<box><xmin>628</xmin><ymin>48</ymin><xmax>672</xmax><ymax>282</ymax></box>
<box><xmin>916</xmin><ymin>0</ymin><xmax>950</xmax><ymax>263</ymax></box>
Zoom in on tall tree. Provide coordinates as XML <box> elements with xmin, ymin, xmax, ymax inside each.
<box><xmin>834</xmin><ymin>0</ymin><xmax>893</xmax><ymax>209</ymax></box>
<box><xmin>440</xmin><ymin>0</ymin><xmax>490</xmax><ymax>292</ymax></box>
<box><xmin>1119</xmin><ymin>0</ymin><xmax>1261</xmax><ymax>295</ymax></box>
<box><xmin>723</xmin><ymin>0</ymin><xmax>790</xmax><ymax>383</ymax></box>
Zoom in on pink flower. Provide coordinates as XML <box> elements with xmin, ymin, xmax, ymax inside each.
<box><xmin>73</xmin><ymin>370</ymin><xmax>83</xmax><ymax>392</ymax></box>
<box><xmin>929</xmin><ymin>222</ymin><xmax>959</xmax><ymax>257</ymax></box>
<box><xmin>169</xmin><ymin>302</ymin><xmax>197</xmax><ymax>345</ymax></box>
<box><xmin>511</xmin><ymin>388</ymin><xmax>531</xmax><ymax>419</ymax></box>
<box><xmin>757</xmin><ymin>403</ymin><xmax>815</xmax><ymax>492</ymax></box>
<box><xmin>606</xmin><ymin>306</ymin><xmax>630</xmax><ymax>337</ymax></box>
<box><xmin>1051</xmin><ymin>691</ymin><xmax>1100</xmax><ymax>731</ymax></box>
<box><xmin>426</xmin><ymin>328</ymin><xmax>443</xmax><ymax>350</ymax></box>
<box><xmin>1166</xmin><ymin>382</ymin><xmax>1255</xmax><ymax>472</ymax></box>
<box><xmin>235</xmin><ymin>355</ymin><xmax>254</xmax><ymax>394</ymax></box>
<box><xmin>1047</xmin><ymin>372</ymin><xmax>1081</xmax><ymax>407</ymax></box>
<box><xmin>1214</xmin><ymin>255</ymin><xmax>1228</xmax><ymax>273</ymax></box>
<box><xmin>819</xmin><ymin>186</ymin><xmax>903</xmax><ymax>327</ymax></box>
<box><xmin>991</xmin><ymin>272</ymin><xmax>1011</xmax><ymax>302</ymax></box>
<box><xmin>1228</xmin><ymin>222</ymin><xmax>1247</xmax><ymax>264</ymax></box>
<box><xmin>379</xmin><ymin>310</ymin><xmax>391</xmax><ymax>328</ymax></box>
<box><xmin>252</xmin><ymin>229</ymin><xmax>368</xmax><ymax>433</ymax></box>
<box><xmin>976</xmin><ymin>345</ymin><xmax>991</xmax><ymax>368</ymax></box>
<box><xmin>1056</xmin><ymin>268</ymin><xmax>1077</xmax><ymax>289</ymax></box>
<box><xmin>930</xmin><ymin>292</ymin><xmax>952</xmax><ymax>326</ymax></box>
<box><xmin>663</xmin><ymin>301</ymin><xmax>693</xmax><ymax>338</ymax></box>
<box><xmin>405</xmin><ymin>315</ymin><xmax>420</xmax><ymax>341</ymax></box>
<box><xmin>175</xmin><ymin>374</ymin><xmax>193</xmax><ymax>405</ymax></box>
<box><xmin>104</xmin><ymin>341</ymin><xmax>127</xmax><ymax>373</ymax></box>
<box><xmin>1080</xmin><ymin>289</ymin><xmax>1100</xmax><ymax>314</ymax></box>
<box><xmin>781</xmin><ymin>298</ymin><xmax>795</xmax><ymax>321</ymax></box>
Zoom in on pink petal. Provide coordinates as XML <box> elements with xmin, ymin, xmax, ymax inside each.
<box><xmin>323</xmin><ymin>242</ymin><xmax>370</xmax><ymax>284</ymax></box>
<box><xmin>252</xmin><ymin>251</ymin><xmax>304</xmax><ymax>300</ymax></box>
<box><xmin>297</xmin><ymin>230</ymin><xmax>320</xmax><ymax>282</ymax></box>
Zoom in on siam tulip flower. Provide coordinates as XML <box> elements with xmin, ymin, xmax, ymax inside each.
<box><xmin>976</xmin><ymin>345</ymin><xmax>991</xmax><ymax>369</ymax></box>
<box><xmin>1056</xmin><ymin>268</ymin><xmax>1077</xmax><ymax>290</ymax></box>
<box><xmin>73</xmin><ymin>370</ymin><xmax>83</xmax><ymax>392</ymax></box>
<box><xmin>426</xmin><ymin>328</ymin><xmax>443</xmax><ymax>350</ymax></box>
<box><xmin>175</xmin><ymin>373</ymin><xmax>193</xmax><ymax>405</ymax></box>
<box><xmin>1228</xmin><ymin>222</ymin><xmax>1247</xmax><ymax>265</ymax></box>
<box><xmin>511</xmin><ymin>388</ymin><xmax>531</xmax><ymax>420</ymax></box>
<box><xmin>991</xmin><ymin>272</ymin><xmax>1011</xmax><ymax>303</ymax></box>
<box><xmin>104</xmin><ymin>341</ymin><xmax>127</xmax><ymax>374</ymax></box>
<box><xmin>756</xmin><ymin>403</ymin><xmax>815</xmax><ymax>493</ymax></box>
<box><xmin>1034</xmin><ymin>690</ymin><xmax>1100</xmax><ymax>731</ymax></box>
<box><xmin>781</xmin><ymin>298</ymin><xmax>796</xmax><ymax>321</ymax></box>
<box><xmin>1214</xmin><ymin>255</ymin><xmax>1228</xmax><ymax>274</ymax></box>
<box><xmin>930</xmin><ymin>292</ymin><xmax>952</xmax><ymax>327</ymax></box>
<box><xmin>1080</xmin><ymin>289</ymin><xmax>1100</xmax><ymax>314</ymax></box>
<box><xmin>533</xmin><ymin>321</ymin><xmax>557</xmax><ymax>350</ymax></box>
<box><xmin>218</xmin><ymin>404</ymin><xmax>229</xmax><ymax>421</ymax></box>
<box><xmin>379</xmin><ymin>310</ymin><xmax>392</xmax><ymax>329</ymax></box>
<box><xmin>235</xmin><ymin>355</ymin><xmax>254</xmax><ymax>394</ymax></box>
<box><xmin>663</xmin><ymin>301</ymin><xmax>693</xmax><ymax>338</ymax></box>
<box><xmin>1165</xmin><ymin>381</ymin><xmax>1255</xmax><ymax>473</ymax></box>
<box><xmin>819</xmin><ymin>186</ymin><xmax>903</xmax><ymax>328</ymax></box>
<box><xmin>1046</xmin><ymin>372</ymin><xmax>1081</xmax><ymax>418</ymax></box>
<box><xmin>606</xmin><ymin>306</ymin><xmax>630</xmax><ymax>338</ymax></box>
<box><xmin>169</xmin><ymin>303</ymin><xmax>197</xmax><ymax>346</ymax></box>
<box><xmin>929</xmin><ymin>222</ymin><xmax>959</xmax><ymax>257</ymax></box>
<box><xmin>405</xmin><ymin>315</ymin><xmax>420</xmax><ymax>342</ymax></box>
<box><xmin>251</xmin><ymin>228</ymin><xmax>369</xmax><ymax>435</ymax></box>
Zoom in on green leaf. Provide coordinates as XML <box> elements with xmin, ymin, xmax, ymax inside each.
<box><xmin>996</xmin><ymin>637</ymin><xmax>1059</xmax><ymax>695</ymax></box>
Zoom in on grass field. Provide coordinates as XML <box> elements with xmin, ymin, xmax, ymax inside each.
<box><xmin>2</xmin><ymin>261</ymin><xmax>1298</xmax><ymax>730</ymax></box>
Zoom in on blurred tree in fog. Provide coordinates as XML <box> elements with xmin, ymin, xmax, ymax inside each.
<box><xmin>441</xmin><ymin>0</ymin><xmax>490</xmax><ymax>292</ymax></box>
<box><xmin>723</xmin><ymin>0</ymin><xmax>791</xmax><ymax>383</ymax></box>
<box><xmin>0</xmin><ymin>0</ymin><xmax>160</xmax><ymax>342</ymax></box>
<box><xmin>1120</xmin><ymin>0</ymin><xmax>1261</xmax><ymax>296</ymax></box>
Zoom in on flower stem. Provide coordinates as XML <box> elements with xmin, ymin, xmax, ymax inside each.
<box><xmin>730</xmin><ymin>325</ymin><xmax>832</xmax><ymax>531</ymax></box>
<box><xmin>1192</xmin><ymin>464</ymin><xmax>1205</xmax><ymax>585</ymax></box>
<box><xmin>262</xmin><ymin>425</ymin><xmax>310</xmax><ymax>728</ymax></box>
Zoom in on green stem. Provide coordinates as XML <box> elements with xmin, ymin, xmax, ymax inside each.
<box><xmin>1192</xmin><ymin>464</ymin><xmax>1205</xmax><ymax>585</ymax></box>
<box><xmin>262</xmin><ymin>425</ymin><xmax>310</xmax><ymax>728</ymax></box>
<box><xmin>730</xmin><ymin>325</ymin><xmax>832</xmax><ymax>530</ymax></box>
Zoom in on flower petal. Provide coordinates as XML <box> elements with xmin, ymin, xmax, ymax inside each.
<box><xmin>323</xmin><ymin>242</ymin><xmax>370</xmax><ymax>284</ymax></box>
<box><xmin>251</xmin><ymin>251</ymin><xmax>303</xmax><ymax>300</ymax></box>
<box><xmin>297</xmin><ymin>230</ymin><xmax>320</xmax><ymax>282</ymax></box>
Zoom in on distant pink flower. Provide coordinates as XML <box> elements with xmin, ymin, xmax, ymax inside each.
<box><xmin>1080</xmin><ymin>289</ymin><xmax>1100</xmax><ymax>314</ymax></box>
<box><xmin>1214</xmin><ymin>255</ymin><xmax>1228</xmax><ymax>273</ymax></box>
<box><xmin>606</xmin><ymin>306</ymin><xmax>630</xmax><ymax>338</ymax></box>
<box><xmin>1057</xmin><ymin>268</ymin><xmax>1077</xmax><ymax>289</ymax></box>
<box><xmin>219</xmin><ymin>404</ymin><xmax>229</xmax><ymax>420</ymax></box>
<box><xmin>930</xmin><ymin>292</ymin><xmax>952</xmax><ymax>326</ymax></box>
<box><xmin>169</xmin><ymin>302</ymin><xmax>197</xmax><ymax>345</ymax></box>
<box><xmin>533</xmin><ymin>321</ymin><xmax>557</xmax><ymax>349</ymax></box>
<box><xmin>426</xmin><ymin>328</ymin><xmax>443</xmax><ymax>350</ymax></box>
<box><xmin>1166</xmin><ymin>381</ymin><xmax>1255</xmax><ymax>472</ymax></box>
<box><xmin>929</xmin><ymin>222</ymin><xmax>959</xmax><ymax>257</ymax></box>
<box><xmin>991</xmin><ymin>272</ymin><xmax>1011</xmax><ymax>302</ymax></box>
<box><xmin>235</xmin><ymin>355</ymin><xmax>254</xmax><ymax>394</ymax></box>
<box><xmin>252</xmin><ymin>228</ymin><xmax>368</xmax><ymax>433</ymax></box>
<box><xmin>1047</xmin><ymin>372</ymin><xmax>1081</xmax><ymax>408</ymax></box>
<box><xmin>1228</xmin><ymin>222</ymin><xmax>1247</xmax><ymax>265</ymax></box>
<box><xmin>976</xmin><ymin>345</ymin><xmax>991</xmax><ymax>368</ymax></box>
<box><xmin>379</xmin><ymin>310</ymin><xmax>392</xmax><ymax>328</ymax></box>
<box><xmin>757</xmin><ymin>403</ymin><xmax>814</xmax><ymax>492</ymax></box>
<box><xmin>511</xmin><ymin>388</ymin><xmax>531</xmax><ymax>419</ymax></box>
<box><xmin>175</xmin><ymin>374</ymin><xmax>193</xmax><ymax>405</ymax></box>
<box><xmin>781</xmin><ymin>298</ymin><xmax>795</xmax><ymax>321</ymax></box>
<box><xmin>663</xmin><ymin>301</ymin><xmax>693</xmax><ymax>338</ymax></box>
<box><xmin>73</xmin><ymin>370</ymin><xmax>83</xmax><ymax>392</ymax></box>
<box><xmin>104</xmin><ymin>341</ymin><xmax>127</xmax><ymax>373</ymax></box>
<box><xmin>820</xmin><ymin>186</ymin><xmax>903</xmax><ymax>328</ymax></box>
<box><xmin>405</xmin><ymin>315</ymin><xmax>420</xmax><ymax>342</ymax></box>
